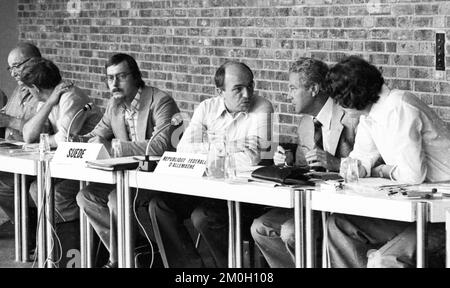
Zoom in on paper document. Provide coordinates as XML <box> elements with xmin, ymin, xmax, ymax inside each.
<box><xmin>86</xmin><ymin>157</ymin><xmax>140</xmax><ymax>171</ymax></box>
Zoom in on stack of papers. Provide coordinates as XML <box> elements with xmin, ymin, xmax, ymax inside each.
<box><xmin>86</xmin><ymin>157</ymin><xmax>140</xmax><ymax>171</ymax></box>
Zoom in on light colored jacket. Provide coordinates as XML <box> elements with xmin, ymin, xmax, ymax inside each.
<box><xmin>86</xmin><ymin>85</ymin><xmax>180</xmax><ymax>157</ymax></box>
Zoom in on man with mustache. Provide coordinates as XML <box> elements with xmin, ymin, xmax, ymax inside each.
<box><xmin>76</xmin><ymin>53</ymin><xmax>180</xmax><ymax>268</ymax></box>
<box><xmin>0</xmin><ymin>43</ymin><xmax>47</xmax><ymax>241</ymax></box>
<box><xmin>148</xmin><ymin>61</ymin><xmax>274</xmax><ymax>267</ymax></box>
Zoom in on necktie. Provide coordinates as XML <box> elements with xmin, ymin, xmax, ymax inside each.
<box><xmin>337</xmin><ymin>114</ymin><xmax>358</xmax><ymax>157</ymax></box>
<box><xmin>313</xmin><ymin>117</ymin><xmax>323</xmax><ymax>150</ymax></box>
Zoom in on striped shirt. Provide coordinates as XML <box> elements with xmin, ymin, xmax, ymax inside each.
<box><xmin>123</xmin><ymin>88</ymin><xmax>142</xmax><ymax>142</ymax></box>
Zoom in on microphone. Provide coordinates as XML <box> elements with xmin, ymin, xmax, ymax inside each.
<box><xmin>66</xmin><ymin>102</ymin><xmax>94</xmax><ymax>142</ymax></box>
<box><xmin>139</xmin><ymin>114</ymin><xmax>184</xmax><ymax>172</ymax></box>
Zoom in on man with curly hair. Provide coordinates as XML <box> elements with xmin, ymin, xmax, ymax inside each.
<box><xmin>326</xmin><ymin>56</ymin><xmax>450</xmax><ymax>268</ymax></box>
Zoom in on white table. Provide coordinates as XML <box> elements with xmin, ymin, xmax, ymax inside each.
<box><xmin>0</xmin><ymin>150</ymin><xmax>39</xmax><ymax>264</ymax></box>
<box><xmin>127</xmin><ymin>171</ymin><xmax>306</xmax><ymax>268</ymax></box>
<box><xmin>49</xmin><ymin>161</ymin><xmax>118</xmax><ymax>268</ymax></box>
<box><xmin>305</xmin><ymin>179</ymin><xmax>450</xmax><ymax>268</ymax></box>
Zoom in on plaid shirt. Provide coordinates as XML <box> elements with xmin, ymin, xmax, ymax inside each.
<box><xmin>123</xmin><ymin>88</ymin><xmax>142</xmax><ymax>142</ymax></box>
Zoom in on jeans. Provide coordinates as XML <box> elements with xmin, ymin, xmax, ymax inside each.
<box><xmin>29</xmin><ymin>179</ymin><xmax>80</xmax><ymax>224</ymax></box>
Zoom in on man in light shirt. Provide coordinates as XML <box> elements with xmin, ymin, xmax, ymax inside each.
<box><xmin>20</xmin><ymin>58</ymin><xmax>101</xmax><ymax>147</ymax></box>
<box><xmin>326</xmin><ymin>56</ymin><xmax>450</xmax><ymax>268</ymax></box>
<box><xmin>19</xmin><ymin>58</ymin><xmax>102</xmax><ymax>260</ymax></box>
<box><xmin>148</xmin><ymin>61</ymin><xmax>273</xmax><ymax>267</ymax></box>
<box><xmin>0</xmin><ymin>43</ymin><xmax>47</xmax><ymax>229</ymax></box>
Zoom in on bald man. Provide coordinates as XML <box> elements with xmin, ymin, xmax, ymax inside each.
<box><xmin>2</xmin><ymin>42</ymin><xmax>49</xmax><ymax>141</ymax></box>
<box><xmin>0</xmin><ymin>43</ymin><xmax>47</xmax><ymax>233</ymax></box>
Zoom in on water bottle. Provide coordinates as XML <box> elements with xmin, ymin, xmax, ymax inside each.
<box><xmin>224</xmin><ymin>151</ymin><xmax>237</xmax><ymax>182</ymax></box>
<box><xmin>111</xmin><ymin>138</ymin><xmax>121</xmax><ymax>158</ymax></box>
<box><xmin>205</xmin><ymin>132</ymin><xmax>226</xmax><ymax>179</ymax></box>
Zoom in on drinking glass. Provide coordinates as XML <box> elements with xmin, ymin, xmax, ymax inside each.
<box><xmin>39</xmin><ymin>133</ymin><xmax>50</xmax><ymax>160</ymax></box>
<box><xmin>340</xmin><ymin>157</ymin><xmax>359</xmax><ymax>183</ymax></box>
<box><xmin>205</xmin><ymin>133</ymin><xmax>226</xmax><ymax>179</ymax></box>
<box><xmin>111</xmin><ymin>138</ymin><xmax>121</xmax><ymax>158</ymax></box>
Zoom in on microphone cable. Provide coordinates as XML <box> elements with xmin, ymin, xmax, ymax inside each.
<box><xmin>133</xmin><ymin>166</ymin><xmax>155</xmax><ymax>268</ymax></box>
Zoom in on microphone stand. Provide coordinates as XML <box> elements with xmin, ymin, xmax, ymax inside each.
<box><xmin>66</xmin><ymin>103</ymin><xmax>93</xmax><ymax>142</ymax></box>
<box><xmin>139</xmin><ymin>116</ymin><xmax>183</xmax><ymax>172</ymax></box>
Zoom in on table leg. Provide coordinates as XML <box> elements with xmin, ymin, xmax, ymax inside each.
<box><xmin>117</xmin><ymin>170</ymin><xmax>134</xmax><ymax>268</ymax></box>
<box><xmin>446</xmin><ymin>210</ymin><xmax>450</xmax><ymax>268</ymax></box>
<box><xmin>305</xmin><ymin>189</ymin><xmax>314</xmax><ymax>268</ymax></box>
<box><xmin>227</xmin><ymin>200</ymin><xmax>236</xmax><ymax>268</ymax></box>
<box><xmin>37</xmin><ymin>160</ymin><xmax>46</xmax><ymax>268</ymax></box>
<box><xmin>21</xmin><ymin>175</ymin><xmax>29</xmax><ymax>262</ymax></box>
<box><xmin>79</xmin><ymin>181</ymin><xmax>94</xmax><ymax>268</ymax></box>
<box><xmin>235</xmin><ymin>201</ymin><xmax>242</xmax><ymax>268</ymax></box>
<box><xmin>123</xmin><ymin>170</ymin><xmax>133</xmax><ymax>268</ymax></box>
<box><xmin>416</xmin><ymin>201</ymin><xmax>428</xmax><ymax>268</ymax></box>
<box><xmin>45</xmin><ymin>162</ymin><xmax>55</xmax><ymax>268</ymax></box>
<box><xmin>294</xmin><ymin>189</ymin><xmax>305</xmax><ymax>268</ymax></box>
<box><xmin>14</xmin><ymin>173</ymin><xmax>22</xmax><ymax>262</ymax></box>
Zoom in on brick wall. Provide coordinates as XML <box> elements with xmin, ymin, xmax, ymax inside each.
<box><xmin>17</xmin><ymin>0</ymin><xmax>450</xmax><ymax>142</ymax></box>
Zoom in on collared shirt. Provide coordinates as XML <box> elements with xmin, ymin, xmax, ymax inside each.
<box><xmin>177</xmin><ymin>96</ymin><xmax>273</xmax><ymax>168</ymax></box>
<box><xmin>1</xmin><ymin>85</ymin><xmax>46</xmax><ymax>140</ymax></box>
<box><xmin>36</xmin><ymin>85</ymin><xmax>101</xmax><ymax>145</ymax></box>
<box><xmin>350</xmin><ymin>85</ymin><xmax>450</xmax><ymax>183</ymax></box>
<box><xmin>312</xmin><ymin>97</ymin><xmax>358</xmax><ymax>158</ymax></box>
<box><xmin>123</xmin><ymin>88</ymin><xmax>142</xmax><ymax>142</ymax></box>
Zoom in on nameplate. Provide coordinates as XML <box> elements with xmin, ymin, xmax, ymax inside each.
<box><xmin>154</xmin><ymin>151</ymin><xmax>207</xmax><ymax>177</ymax></box>
<box><xmin>52</xmin><ymin>142</ymin><xmax>110</xmax><ymax>164</ymax></box>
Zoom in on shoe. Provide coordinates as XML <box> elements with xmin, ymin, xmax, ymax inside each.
<box><xmin>29</xmin><ymin>247</ymin><xmax>37</xmax><ymax>262</ymax></box>
<box><xmin>102</xmin><ymin>260</ymin><xmax>118</xmax><ymax>268</ymax></box>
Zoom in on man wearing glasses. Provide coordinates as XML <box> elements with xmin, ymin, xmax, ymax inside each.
<box><xmin>2</xmin><ymin>42</ymin><xmax>46</xmax><ymax>141</ymax></box>
<box><xmin>76</xmin><ymin>53</ymin><xmax>180</xmax><ymax>268</ymax></box>
<box><xmin>0</xmin><ymin>43</ymin><xmax>47</xmax><ymax>236</ymax></box>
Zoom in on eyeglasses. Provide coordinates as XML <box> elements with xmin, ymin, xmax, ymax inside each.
<box><xmin>106</xmin><ymin>72</ymin><xmax>131</xmax><ymax>83</ymax></box>
<box><xmin>6</xmin><ymin>58</ymin><xmax>31</xmax><ymax>72</ymax></box>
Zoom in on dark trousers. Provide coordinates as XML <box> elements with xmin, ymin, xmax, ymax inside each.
<box><xmin>149</xmin><ymin>193</ymin><xmax>264</xmax><ymax>268</ymax></box>
<box><xmin>76</xmin><ymin>183</ymin><xmax>158</xmax><ymax>263</ymax></box>
<box><xmin>0</xmin><ymin>172</ymin><xmax>35</xmax><ymax>222</ymax></box>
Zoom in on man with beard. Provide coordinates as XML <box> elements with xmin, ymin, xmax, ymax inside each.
<box><xmin>76</xmin><ymin>53</ymin><xmax>179</xmax><ymax>268</ymax></box>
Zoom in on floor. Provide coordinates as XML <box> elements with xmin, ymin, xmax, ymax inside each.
<box><xmin>0</xmin><ymin>221</ymin><xmax>32</xmax><ymax>268</ymax></box>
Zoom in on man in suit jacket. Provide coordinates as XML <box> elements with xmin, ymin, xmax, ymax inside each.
<box><xmin>76</xmin><ymin>53</ymin><xmax>179</xmax><ymax>268</ymax></box>
<box><xmin>250</xmin><ymin>57</ymin><xmax>360</xmax><ymax>267</ymax></box>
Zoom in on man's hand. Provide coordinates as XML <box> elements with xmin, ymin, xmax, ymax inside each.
<box><xmin>88</xmin><ymin>136</ymin><xmax>111</xmax><ymax>154</ymax></box>
<box><xmin>274</xmin><ymin>145</ymin><xmax>294</xmax><ymax>166</ymax></box>
<box><xmin>68</xmin><ymin>134</ymin><xmax>90</xmax><ymax>143</ymax></box>
<box><xmin>47</xmin><ymin>81</ymin><xmax>73</xmax><ymax>106</ymax></box>
<box><xmin>339</xmin><ymin>157</ymin><xmax>367</xmax><ymax>179</ymax></box>
<box><xmin>305</xmin><ymin>148</ymin><xmax>340</xmax><ymax>172</ymax></box>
